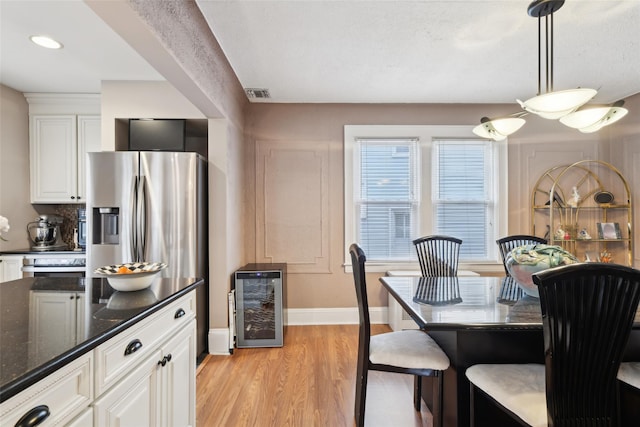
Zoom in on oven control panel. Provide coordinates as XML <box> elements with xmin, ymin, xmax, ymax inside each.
<box><xmin>22</xmin><ymin>253</ymin><xmax>86</xmax><ymax>276</ymax></box>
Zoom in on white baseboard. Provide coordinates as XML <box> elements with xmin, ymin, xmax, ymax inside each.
<box><xmin>284</xmin><ymin>307</ymin><xmax>387</xmax><ymax>326</ymax></box>
<box><xmin>208</xmin><ymin>328</ymin><xmax>232</xmax><ymax>355</ymax></box>
<box><xmin>208</xmin><ymin>307</ymin><xmax>388</xmax><ymax>355</ymax></box>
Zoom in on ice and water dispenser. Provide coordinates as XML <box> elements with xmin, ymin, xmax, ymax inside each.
<box><xmin>92</xmin><ymin>208</ymin><xmax>120</xmax><ymax>244</ymax></box>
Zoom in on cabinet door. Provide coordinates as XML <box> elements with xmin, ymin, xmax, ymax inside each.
<box><xmin>0</xmin><ymin>255</ymin><xmax>24</xmax><ymax>282</ymax></box>
<box><xmin>30</xmin><ymin>115</ymin><xmax>78</xmax><ymax>203</ymax></box>
<box><xmin>67</xmin><ymin>407</ymin><xmax>94</xmax><ymax>427</ymax></box>
<box><xmin>77</xmin><ymin>115</ymin><xmax>101</xmax><ymax>202</ymax></box>
<box><xmin>94</xmin><ymin>350</ymin><xmax>161</xmax><ymax>427</ymax></box>
<box><xmin>160</xmin><ymin>319</ymin><xmax>196</xmax><ymax>427</ymax></box>
<box><xmin>29</xmin><ymin>291</ymin><xmax>77</xmax><ymax>361</ymax></box>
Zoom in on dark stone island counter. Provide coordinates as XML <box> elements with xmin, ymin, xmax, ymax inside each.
<box><xmin>0</xmin><ymin>276</ymin><xmax>203</xmax><ymax>403</ymax></box>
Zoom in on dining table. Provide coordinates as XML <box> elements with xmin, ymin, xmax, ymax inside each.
<box><xmin>379</xmin><ymin>275</ymin><xmax>640</xmax><ymax>427</ymax></box>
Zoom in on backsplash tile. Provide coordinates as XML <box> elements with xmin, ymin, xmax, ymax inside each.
<box><xmin>32</xmin><ymin>204</ymin><xmax>84</xmax><ymax>248</ymax></box>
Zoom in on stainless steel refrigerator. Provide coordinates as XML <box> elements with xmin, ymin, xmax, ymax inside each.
<box><xmin>86</xmin><ymin>151</ymin><xmax>208</xmax><ymax>356</ymax></box>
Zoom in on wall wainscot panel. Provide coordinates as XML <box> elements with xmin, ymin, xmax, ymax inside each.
<box><xmin>256</xmin><ymin>140</ymin><xmax>331</xmax><ymax>273</ymax></box>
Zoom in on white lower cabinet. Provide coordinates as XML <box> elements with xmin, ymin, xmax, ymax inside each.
<box><xmin>29</xmin><ymin>291</ymin><xmax>85</xmax><ymax>362</ymax></box>
<box><xmin>67</xmin><ymin>407</ymin><xmax>94</xmax><ymax>427</ymax></box>
<box><xmin>0</xmin><ymin>353</ymin><xmax>93</xmax><ymax>426</ymax></box>
<box><xmin>93</xmin><ymin>319</ymin><xmax>196</xmax><ymax>427</ymax></box>
<box><xmin>0</xmin><ymin>255</ymin><xmax>24</xmax><ymax>282</ymax></box>
<box><xmin>160</xmin><ymin>319</ymin><xmax>197</xmax><ymax>427</ymax></box>
<box><xmin>0</xmin><ymin>289</ymin><xmax>197</xmax><ymax>427</ymax></box>
<box><xmin>94</xmin><ymin>347</ymin><xmax>161</xmax><ymax>427</ymax></box>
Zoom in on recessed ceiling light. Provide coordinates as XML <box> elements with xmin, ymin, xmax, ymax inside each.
<box><xmin>29</xmin><ymin>35</ymin><xmax>63</xmax><ymax>49</ymax></box>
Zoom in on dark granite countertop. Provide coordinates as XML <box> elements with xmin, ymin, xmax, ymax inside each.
<box><xmin>0</xmin><ymin>276</ymin><xmax>203</xmax><ymax>402</ymax></box>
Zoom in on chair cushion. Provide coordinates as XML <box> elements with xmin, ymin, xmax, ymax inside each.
<box><xmin>618</xmin><ymin>362</ymin><xmax>640</xmax><ymax>389</ymax></box>
<box><xmin>369</xmin><ymin>330</ymin><xmax>449</xmax><ymax>371</ymax></box>
<box><xmin>466</xmin><ymin>364</ymin><xmax>547</xmax><ymax>427</ymax></box>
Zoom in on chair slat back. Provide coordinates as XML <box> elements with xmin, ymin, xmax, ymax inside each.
<box><xmin>533</xmin><ymin>263</ymin><xmax>640</xmax><ymax>426</ymax></box>
<box><xmin>496</xmin><ymin>235</ymin><xmax>548</xmax><ymax>275</ymax></box>
<box><xmin>413</xmin><ymin>235</ymin><xmax>462</xmax><ymax>277</ymax></box>
<box><xmin>349</xmin><ymin>244</ymin><xmax>371</xmax><ymax>353</ymax></box>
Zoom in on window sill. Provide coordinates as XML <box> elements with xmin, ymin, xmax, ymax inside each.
<box><xmin>343</xmin><ymin>261</ymin><xmax>504</xmax><ymax>276</ymax></box>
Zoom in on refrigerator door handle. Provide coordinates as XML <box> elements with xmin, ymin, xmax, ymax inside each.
<box><xmin>139</xmin><ymin>175</ymin><xmax>148</xmax><ymax>261</ymax></box>
<box><xmin>131</xmin><ymin>176</ymin><xmax>139</xmax><ymax>261</ymax></box>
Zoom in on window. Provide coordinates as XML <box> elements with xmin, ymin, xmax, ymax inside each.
<box><xmin>345</xmin><ymin>125</ymin><xmax>507</xmax><ymax>272</ymax></box>
<box><xmin>433</xmin><ymin>140</ymin><xmax>493</xmax><ymax>260</ymax></box>
<box><xmin>355</xmin><ymin>138</ymin><xmax>418</xmax><ymax>261</ymax></box>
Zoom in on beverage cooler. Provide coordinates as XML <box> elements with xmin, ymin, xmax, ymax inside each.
<box><xmin>233</xmin><ymin>263</ymin><xmax>286</xmax><ymax>348</ymax></box>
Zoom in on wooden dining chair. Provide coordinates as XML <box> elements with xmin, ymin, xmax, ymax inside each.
<box><xmin>349</xmin><ymin>244</ymin><xmax>450</xmax><ymax>427</ymax></box>
<box><xmin>496</xmin><ymin>235</ymin><xmax>547</xmax><ymax>276</ymax></box>
<box><xmin>466</xmin><ymin>263</ymin><xmax>640</xmax><ymax>427</ymax></box>
<box><xmin>412</xmin><ymin>235</ymin><xmax>462</xmax><ymax>277</ymax></box>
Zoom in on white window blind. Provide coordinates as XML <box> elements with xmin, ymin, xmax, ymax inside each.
<box><xmin>344</xmin><ymin>125</ymin><xmax>507</xmax><ymax>272</ymax></box>
<box><xmin>355</xmin><ymin>138</ymin><xmax>418</xmax><ymax>261</ymax></box>
<box><xmin>433</xmin><ymin>140</ymin><xmax>494</xmax><ymax>260</ymax></box>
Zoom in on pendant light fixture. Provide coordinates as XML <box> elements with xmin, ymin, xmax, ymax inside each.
<box><xmin>559</xmin><ymin>100</ymin><xmax>629</xmax><ymax>133</ymax></box>
<box><xmin>472</xmin><ymin>115</ymin><xmax>526</xmax><ymax>141</ymax></box>
<box><xmin>516</xmin><ymin>0</ymin><xmax>596</xmax><ymax>119</ymax></box>
<box><xmin>473</xmin><ymin>0</ymin><xmax>627</xmax><ymax>140</ymax></box>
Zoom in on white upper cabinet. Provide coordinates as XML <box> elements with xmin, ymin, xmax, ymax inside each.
<box><xmin>26</xmin><ymin>94</ymin><xmax>101</xmax><ymax>204</ymax></box>
<box><xmin>77</xmin><ymin>116</ymin><xmax>102</xmax><ymax>200</ymax></box>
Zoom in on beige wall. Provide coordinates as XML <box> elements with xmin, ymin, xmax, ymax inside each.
<box><xmin>245</xmin><ymin>99</ymin><xmax>640</xmax><ymax>309</ymax></box>
<box><xmin>0</xmin><ymin>84</ymin><xmax>38</xmax><ymax>250</ymax></box>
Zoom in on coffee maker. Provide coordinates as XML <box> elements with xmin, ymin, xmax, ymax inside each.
<box><xmin>26</xmin><ymin>215</ymin><xmax>68</xmax><ymax>251</ymax></box>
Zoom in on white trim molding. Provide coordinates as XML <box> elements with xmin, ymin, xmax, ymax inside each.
<box><xmin>284</xmin><ymin>307</ymin><xmax>387</xmax><ymax>326</ymax></box>
<box><xmin>215</xmin><ymin>308</ymin><xmax>388</xmax><ymax>355</ymax></box>
<box><xmin>208</xmin><ymin>328</ymin><xmax>232</xmax><ymax>355</ymax></box>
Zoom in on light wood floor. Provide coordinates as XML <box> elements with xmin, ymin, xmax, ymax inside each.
<box><xmin>196</xmin><ymin>324</ymin><xmax>433</xmax><ymax>427</ymax></box>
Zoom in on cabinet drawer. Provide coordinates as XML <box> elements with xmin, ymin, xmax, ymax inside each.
<box><xmin>0</xmin><ymin>352</ymin><xmax>93</xmax><ymax>426</ymax></box>
<box><xmin>94</xmin><ymin>291</ymin><xmax>196</xmax><ymax>395</ymax></box>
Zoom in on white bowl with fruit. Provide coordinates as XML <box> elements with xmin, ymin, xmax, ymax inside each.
<box><xmin>94</xmin><ymin>262</ymin><xmax>167</xmax><ymax>292</ymax></box>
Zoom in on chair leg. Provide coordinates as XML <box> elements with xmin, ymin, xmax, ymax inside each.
<box><xmin>432</xmin><ymin>372</ymin><xmax>443</xmax><ymax>427</ymax></box>
<box><xmin>469</xmin><ymin>382</ymin><xmax>475</xmax><ymax>427</ymax></box>
<box><xmin>355</xmin><ymin>366</ymin><xmax>368</xmax><ymax>427</ymax></box>
<box><xmin>413</xmin><ymin>375</ymin><xmax>422</xmax><ymax>410</ymax></box>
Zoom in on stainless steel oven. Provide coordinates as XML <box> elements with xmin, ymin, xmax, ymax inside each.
<box><xmin>22</xmin><ymin>254</ymin><xmax>86</xmax><ymax>277</ymax></box>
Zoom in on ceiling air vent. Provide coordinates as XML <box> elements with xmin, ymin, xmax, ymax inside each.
<box><xmin>245</xmin><ymin>88</ymin><xmax>270</xmax><ymax>99</ymax></box>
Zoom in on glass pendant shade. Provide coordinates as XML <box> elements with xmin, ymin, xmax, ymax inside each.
<box><xmin>473</xmin><ymin>117</ymin><xmax>526</xmax><ymax>141</ymax></box>
<box><xmin>517</xmin><ymin>88</ymin><xmax>597</xmax><ymax>119</ymax></box>
<box><xmin>560</xmin><ymin>103</ymin><xmax>629</xmax><ymax>133</ymax></box>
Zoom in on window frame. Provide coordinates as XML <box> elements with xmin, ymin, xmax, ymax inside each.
<box><xmin>344</xmin><ymin>125</ymin><xmax>508</xmax><ymax>273</ymax></box>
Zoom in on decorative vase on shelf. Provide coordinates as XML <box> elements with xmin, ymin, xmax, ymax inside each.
<box><xmin>505</xmin><ymin>244</ymin><xmax>579</xmax><ymax>298</ymax></box>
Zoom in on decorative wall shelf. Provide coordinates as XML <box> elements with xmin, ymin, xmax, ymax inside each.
<box><xmin>531</xmin><ymin>160</ymin><xmax>633</xmax><ymax>266</ymax></box>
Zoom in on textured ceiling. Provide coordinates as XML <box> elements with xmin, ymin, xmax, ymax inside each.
<box><xmin>195</xmin><ymin>0</ymin><xmax>640</xmax><ymax>104</ymax></box>
<box><xmin>1</xmin><ymin>0</ymin><xmax>639</xmax><ymax>106</ymax></box>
